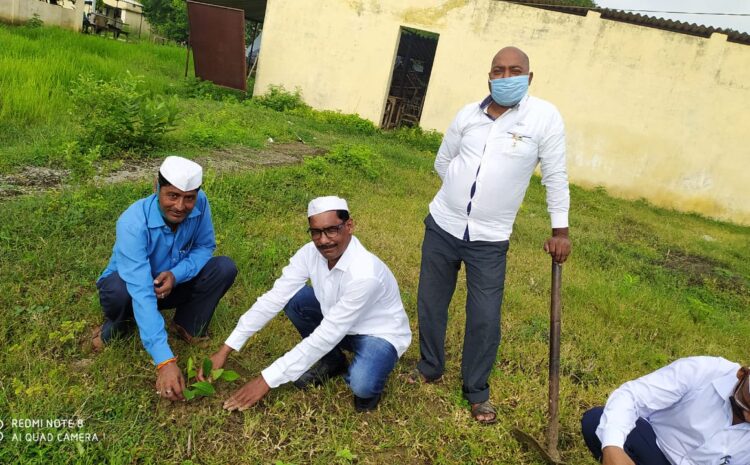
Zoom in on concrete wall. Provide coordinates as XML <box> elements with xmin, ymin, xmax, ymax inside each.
<box><xmin>255</xmin><ymin>0</ymin><xmax>750</xmax><ymax>225</ymax></box>
<box><xmin>0</xmin><ymin>0</ymin><xmax>82</xmax><ymax>31</ymax></box>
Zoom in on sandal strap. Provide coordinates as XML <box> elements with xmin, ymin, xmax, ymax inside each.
<box><xmin>471</xmin><ymin>401</ymin><xmax>497</xmax><ymax>416</ymax></box>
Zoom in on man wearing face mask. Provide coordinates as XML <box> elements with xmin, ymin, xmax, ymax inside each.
<box><xmin>409</xmin><ymin>46</ymin><xmax>571</xmax><ymax>424</ymax></box>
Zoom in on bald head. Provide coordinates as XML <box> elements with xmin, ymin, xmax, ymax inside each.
<box><xmin>491</xmin><ymin>46</ymin><xmax>530</xmax><ymax>74</ymax></box>
<box><xmin>488</xmin><ymin>45</ymin><xmax>533</xmax><ymax>92</ymax></box>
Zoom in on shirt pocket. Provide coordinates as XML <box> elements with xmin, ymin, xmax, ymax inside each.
<box><xmin>501</xmin><ymin>131</ymin><xmax>538</xmax><ymax>158</ymax></box>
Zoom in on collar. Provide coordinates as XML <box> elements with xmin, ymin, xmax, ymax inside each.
<box><xmin>714</xmin><ymin>372</ymin><xmax>741</xmax><ymax>400</ymax></box>
<box><xmin>319</xmin><ymin>235</ymin><xmax>359</xmax><ymax>272</ymax></box>
<box><xmin>145</xmin><ymin>193</ymin><xmax>202</xmax><ymax>229</ymax></box>
<box><xmin>479</xmin><ymin>93</ymin><xmax>529</xmax><ymax>119</ymax></box>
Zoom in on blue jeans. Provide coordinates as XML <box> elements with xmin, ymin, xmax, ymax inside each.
<box><xmin>581</xmin><ymin>407</ymin><xmax>671</xmax><ymax>465</ymax></box>
<box><xmin>284</xmin><ymin>286</ymin><xmax>398</xmax><ymax>400</ymax></box>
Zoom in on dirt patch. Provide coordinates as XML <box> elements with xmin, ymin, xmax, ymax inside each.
<box><xmin>0</xmin><ymin>143</ymin><xmax>326</xmax><ymax>199</ymax></box>
<box><xmin>0</xmin><ymin>166</ymin><xmax>71</xmax><ymax>198</ymax></box>
<box><xmin>658</xmin><ymin>249</ymin><xmax>747</xmax><ymax>293</ymax></box>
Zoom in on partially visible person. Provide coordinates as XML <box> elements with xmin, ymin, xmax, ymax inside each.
<box><xmin>93</xmin><ymin>156</ymin><xmax>237</xmax><ymax>402</ymax></box>
<box><xmin>200</xmin><ymin>196</ymin><xmax>411</xmax><ymax>412</ymax></box>
<box><xmin>582</xmin><ymin>356</ymin><xmax>750</xmax><ymax>465</ymax></box>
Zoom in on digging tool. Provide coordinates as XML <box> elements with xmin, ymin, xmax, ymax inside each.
<box><xmin>512</xmin><ymin>260</ymin><xmax>565</xmax><ymax>464</ymax></box>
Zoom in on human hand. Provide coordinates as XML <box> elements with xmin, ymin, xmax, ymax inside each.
<box><xmin>197</xmin><ymin>344</ymin><xmax>233</xmax><ymax>381</ymax></box>
<box><xmin>154</xmin><ymin>271</ymin><xmax>175</xmax><ymax>299</ymax></box>
<box><xmin>156</xmin><ymin>361</ymin><xmax>186</xmax><ymax>401</ymax></box>
<box><xmin>544</xmin><ymin>228</ymin><xmax>571</xmax><ymax>263</ymax></box>
<box><xmin>223</xmin><ymin>376</ymin><xmax>270</xmax><ymax>412</ymax></box>
<box><xmin>601</xmin><ymin>446</ymin><xmax>635</xmax><ymax>465</ymax></box>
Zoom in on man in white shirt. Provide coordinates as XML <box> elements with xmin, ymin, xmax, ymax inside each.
<box><xmin>200</xmin><ymin>196</ymin><xmax>411</xmax><ymax>412</ymax></box>
<box><xmin>410</xmin><ymin>46</ymin><xmax>571</xmax><ymax>424</ymax></box>
<box><xmin>582</xmin><ymin>356</ymin><xmax>750</xmax><ymax>465</ymax></box>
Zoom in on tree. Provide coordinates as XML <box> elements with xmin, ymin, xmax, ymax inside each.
<box><xmin>141</xmin><ymin>0</ymin><xmax>188</xmax><ymax>43</ymax></box>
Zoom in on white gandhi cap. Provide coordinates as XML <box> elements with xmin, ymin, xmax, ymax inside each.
<box><xmin>307</xmin><ymin>196</ymin><xmax>348</xmax><ymax>217</ymax></box>
<box><xmin>159</xmin><ymin>156</ymin><xmax>203</xmax><ymax>191</ymax></box>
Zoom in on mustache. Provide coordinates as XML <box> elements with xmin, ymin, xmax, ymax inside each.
<box><xmin>317</xmin><ymin>244</ymin><xmax>336</xmax><ymax>250</ymax></box>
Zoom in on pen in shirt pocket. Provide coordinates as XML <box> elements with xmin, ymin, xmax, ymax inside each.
<box><xmin>507</xmin><ymin>131</ymin><xmax>530</xmax><ymax>147</ymax></box>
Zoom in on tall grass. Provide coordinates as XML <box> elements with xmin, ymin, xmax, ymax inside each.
<box><xmin>0</xmin><ymin>24</ymin><xmax>185</xmax><ymax>127</ymax></box>
<box><xmin>0</xmin><ymin>24</ymin><xmax>187</xmax><ymax>171</ymax></box>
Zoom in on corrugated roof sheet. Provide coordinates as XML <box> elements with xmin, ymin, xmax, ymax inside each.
<box><xmin>501</xmin><ymin>0</ymin><xmax>750</xmax><ymax>45</ymax></box>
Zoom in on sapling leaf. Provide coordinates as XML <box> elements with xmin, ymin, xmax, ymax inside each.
<box><xmin>191</xmin><ymin>381</ymin><xmax>216</xmax><ymax>396</ymax></box>
<box><xmin>202</xmin><ymin>357</ymin><xmax>212</xmax><ymax>377</ymax></box>
<box><xmin>186</xmin><ymin>357</ymin><xmax>196</xmax><ymax>380</ymax></box>
<box><xmin>211</xmin><ymin>368</ymin><xmax>224</xmax><ymax>381</ymax></box>
<box><xmin>183</xmin><ymin>388</ymin><xmax>196</xmax><ymax>401</ymax></box>
<box><xmin>220</xmin><ymin>370</ymin><xmax>240</xmax><ymax>382</ymax></box>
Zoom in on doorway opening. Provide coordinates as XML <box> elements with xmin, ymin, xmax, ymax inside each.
<box><xmin>381</xmin><ymin>27</ymin><xmax>439</xmax><ymax>129</ymax></box>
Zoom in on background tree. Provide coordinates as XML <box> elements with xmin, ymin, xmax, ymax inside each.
<box><xmin>141</xmin><ymin>0</ymin><xmax>188</xmax><ymax>43</ymax></box>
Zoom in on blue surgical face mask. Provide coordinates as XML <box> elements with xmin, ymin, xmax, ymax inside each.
<box><xmin>489</xmin><ymin>75</ymin><xmax>529</xmax><ymax>107</ymax></box>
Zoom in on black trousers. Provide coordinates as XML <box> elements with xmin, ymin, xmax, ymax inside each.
<box><xmin>97</xmin><ymin>256</ymin><xmax>237</xmax><ymax>342</ymax></box>
<box><xmin>581</xmin><ymin>407</ymin><xmax>671</xmax><ymax>465</ymax></box>
<box><xmin>416</xmin><ymin>214</ymin><xmax>509</xmax><ymax>404</ymax></box>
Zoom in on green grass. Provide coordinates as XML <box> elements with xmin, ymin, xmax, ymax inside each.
<box><xmin>0</xmin><ymin>23</ymin><xmax>192</xmax><ymax>172</ymax></box>
<box><xmin>1</xmin><ymin>24</ymin><xmax>749</xmax><ymax>465</ymax></box>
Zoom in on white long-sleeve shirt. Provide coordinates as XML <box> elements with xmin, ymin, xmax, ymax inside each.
<box><xmin>225</xmin><ymin>236</ymin><xmax>411</xmax><ymax>388</ymax></box>
<box><xmin>597</xmin><ymin>356</ymin><xmax>750</xmax><ymax>465</ymax></box>
<box><xmin>429</xmin><ymin>94</ymin><xmax>569</xmax><ymax>242</ymax></box>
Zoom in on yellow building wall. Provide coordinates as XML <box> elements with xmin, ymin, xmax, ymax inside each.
<box><xmin>0</xmin><ymin>0</ymin><xmax>82</xmax><ymax>31</ymax></box>
<box><xmin>256</xmin><ymin>0</ymin><xmax>750</xmax><ymax>225</ymax></box>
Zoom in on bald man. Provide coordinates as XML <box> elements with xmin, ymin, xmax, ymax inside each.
<box><xmin>410</xmin><ymin>46</ymin><xmax>571</xmax><ymax>424</ymax></box>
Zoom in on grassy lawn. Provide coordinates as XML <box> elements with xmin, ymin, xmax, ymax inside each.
<box><xmin>1</xmin><ymin>24</ymin><xmax>748</xmax><ymax>464</ymax></box>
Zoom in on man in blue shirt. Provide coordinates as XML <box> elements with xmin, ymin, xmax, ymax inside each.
<box><xmin>93</xmin><ymin>156</ymin><xmax>237</xmax><ymax>401</ymax></box>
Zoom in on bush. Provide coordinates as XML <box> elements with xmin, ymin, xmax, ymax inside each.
<box><xmin>305</xmin><ymin>144</ymin><xmax>382</xmax><ymax>180</ymax></box>
<box><xmin>180</xmin><ymin>77</ymin><xmax>245</xmax><ymax>102</ymax></box>
<box><xmin>60</xmin><ymin>141</ymin><xmax>102</xmax><ymax>182</ymax></box>
<box><xmin>255</xmin><ymin>85</ymin><xmax>309</xmax><ymax>112</ymax></box>
<box><xmin>387</xmin><ymin>126</ymin><xmax>443</xmax><ymax>152</ymax></box>
<box><xmin>70</xmin><ymin>72</ymin><xmax>179</xmax><ymax>156</ymax></box>
<box><xmin>302</xmin><ymin>109</ymin><xmax>378</xmax><ymax>135</ymax></box>
<box><xmin>26</xmin><ymin>14</ymin><xmax>44</xmax><ymax>28</ymax></box>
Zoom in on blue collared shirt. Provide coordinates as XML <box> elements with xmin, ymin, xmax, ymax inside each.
<box><xmin>99</xmin><ymin>191</ymin><xmax>216</xmax><ymax>364</ymax></box>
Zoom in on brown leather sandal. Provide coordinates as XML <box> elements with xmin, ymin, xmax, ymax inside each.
<box><xmin>168</xmin><ymin>321</ymin><xmax>210</xmax><ymax>347</ymax></box>
<box><xmin>471</xmin><ymin>400</ymin><xmax>498</xmax><ymax>425</ymax></box>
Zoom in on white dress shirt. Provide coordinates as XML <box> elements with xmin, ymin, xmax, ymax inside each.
<box><xmin>429</xmin><ymin>94</ymin><xmax>569</xmax><ymax>242</ymax></box>
<box><xmin>225</xmin><ymin>236</ymin><xmax>412</xmax><ymax>388</ymax></box>
<box><xmin>597</xmin><ymin>356</ymin><xmax>750</xmax><ymax>465</ymax></box>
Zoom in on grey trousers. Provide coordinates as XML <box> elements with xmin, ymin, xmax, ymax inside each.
<box><xmin>416</xmin><ymin>214</ymin><xmax>509</xmax><ymax>404</ymax></box>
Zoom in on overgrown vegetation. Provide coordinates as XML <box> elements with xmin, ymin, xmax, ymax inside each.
<box><xmin>71</xmin><ymin>72</ymin><xmax>179</xmax><ymax>156</ymax></box>
<box><xmin>140</xmin><ymin>0</ymin><xmax>188</xmax><ymax>42</ymax></box>
<box><xmin>1</xmin><ymin>23</ymin><xmax>748</xmax><ymax>465</ymax></box>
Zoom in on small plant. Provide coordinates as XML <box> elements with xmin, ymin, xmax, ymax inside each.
<box><xmin>335</xmin><ymin>448</ymin><xmax>357</xmax><ymax>463</ymax></box>
<box><xmin>183</xmin><ymin>357</ymin><xmax>240</xmax><ymax>401</ymax></box>
<box><xmin>328</xmin><ymin>144</ymin><xmax>383</xmax><ymax>180</ymax></box>
<box><xmin>61</xmin><ymin>141</ymin><xmax>102</xmax><ymax>183</ymax></box>
<box><xmin>26</xmin><ymin>14</ymin><xmax>44</xmax><ymax>28</ymax></box>
<box><xmin>180</xmin><ymin>77</ymin><xmax>245</xmax><ymax>102</ymax></box>
<box><xmin>255</xmin><ymin>85</ymin><xmax>309</xmax><ymax>112</ymax></box>
<box><xmin>388</xmin><ymin>125</ymin><xmax>443</xmax><ymax>152</ymax></box>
